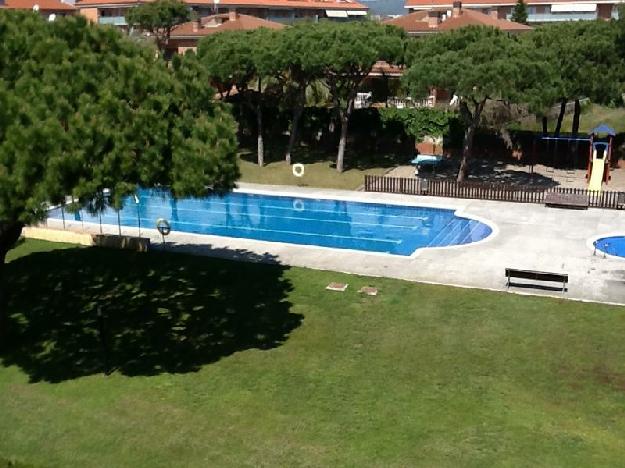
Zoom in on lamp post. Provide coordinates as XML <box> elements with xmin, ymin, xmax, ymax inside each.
<box><xmin>102</xmin><ymin>188</ymin><xmax>121</xmax><ymax>236</ymax></box>
<box><xmin>134</xmin><ymin>194</ymin><xmax>141</xmax><ymax>237</ymax></box>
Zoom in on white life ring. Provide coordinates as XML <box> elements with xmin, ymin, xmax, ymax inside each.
<box><xmin>292</xmin><ymin>199</ymin><xmax>305</xmax><ymax>211</ymax></box>
<box><xmin>292</xmin><ymin>163</ymin><xmax>305</xmax><ymax>178</ymax></box>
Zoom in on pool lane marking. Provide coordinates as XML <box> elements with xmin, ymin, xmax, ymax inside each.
<box><xmin>52</xmin><ymin>205</ymin><xmax>491</xmax><ymax>252</ymax></box>
<box><xmin>78</xmin><ymin>213</ymin><xmax>403</xmax><ymax>246</ymax></box>
<box><xmin>135</xmin><ymin>191</ymin><xmax>439</xmax><ymax>214</ymax></box>
<box><xmin>425</xmin><ymin>218</ymin><xmax>458</xmax><ymax>247</ymax></box>
<box><xmin>130</xmin><ymin>195</ymin><xmax>433</xmax><ymax>221</ymax></box>
<box><xmin>132</xmin><ymin>200</ymin><xmax>432</xmax><ymax>224</ymax></box>
<box><xmin>51</xmin><ymin>192</ymin><xmax>494</xmax><ymax>254</ymax></box>
<box><xmin>71</xmin><ymin>210</ymin><xmax>434</xmax><ymax>235</ymax></box>
<box><xmin>462</xmin><ymin>219</ymin><xmax>492</xmax><ymax>244</ymax></box>
<box><xmin>69</xmin><ymin>204</ymin><xmax>441</xmax><ymax>232</ymax></box>
<box><xmin>438</xmin><ymin>218</ymin><xmax>474</xmax><ymax>247</ymax></box>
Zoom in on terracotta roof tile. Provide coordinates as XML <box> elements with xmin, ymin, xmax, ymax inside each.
<box><xmin>438</xmin><ymin>9</ymin><xmax>532</xmax><ymax>30</ymax></box>
<box><xmin>5</xmin><ymin>0</ymin><xmax>75</xmax><ymax>10</ymax></box>
<box><xmin>171</xmin><ymin>13</ymin><xmax>284</xmax><ymax>37</ymax></box>
<box><xmin>384</xmin><ymin>11</ymin><xmax>431</xmax><ymax>32</ymax></box>
<box><xmin>406</xmin><ymin>0</ymin><xmax>589</xmax><ymax>7</ymax></box>
<box><xmin>385</xmin><ymin>8</ymin><xmax>531</xmax><ymax>33</ymax></box>
<box><xmin>205</xmin><ymin>0</ymin><xmax>367</xmax><ymax>8</ymax></box>
<box><xmin>76</xmin><ymin>0</ymin><xmax>367</xmax><ymax>10</ymax></box>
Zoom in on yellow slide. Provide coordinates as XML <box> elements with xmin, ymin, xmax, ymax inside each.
<box><xmin>588</xmin><ymin>148</ymin><xmax>605</xmax><ymax>192</ymax></box>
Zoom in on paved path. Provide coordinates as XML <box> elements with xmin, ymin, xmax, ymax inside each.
<box><xmin>43</xmin><ymin>182</ymin><xmax>625</xmax><ymax>305</ymax></box>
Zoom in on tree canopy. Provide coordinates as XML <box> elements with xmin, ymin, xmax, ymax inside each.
<box><xmin>198</xmin><ymin>28</ymin><xmax>282</xmax><ymax>167</ymax></box>
<box><xmin>525</xmin><ymin>21</ymin><xmax>624</xmax><ymax>134</ymax></box>
<box><xmin>511</xmin><ymin>0</ymin><xmax>529</xmax><ymax>24</ymax></box>
<box><xmin>313</xmin><ymin>21</ymin><xmax>405</xmax><ymax>172</ymax></box>
<box><xmin>0</xmin><ymin>11</ymin><xmax>238</xmax><ymax>263</ymax></box>
<box><xmin>198</xmin><ymin>22</ymin><xmax>404</xmax><ymax>171</ymax></box>
<box><xmin>197</xmin><ymin>29</ymin><xmax>256</xmax><ymax>95</ymax></box>
<box><xmin>404</xmin><ymin>26</ymin><xmax>558</xmax><ymax>180</ymax></box>
<box><xmin>126</xmin><ymin>0</ymin><xmax>191</xmax><ymax>53</ymax></box>
<box><xmin>274</xmin><ymin>23</ymin><xmax>327</xmax><ymax>164</ymax></box>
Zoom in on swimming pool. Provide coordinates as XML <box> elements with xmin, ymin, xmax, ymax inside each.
<box><xmin>48</xmin><ymin>189</ymin><xmax>493</xmax><ymax>256</ymax></box>
<box><xmin>594</xmin><ymin>236</ymin><xmax>625</xmax><ymax>258</ymax></box>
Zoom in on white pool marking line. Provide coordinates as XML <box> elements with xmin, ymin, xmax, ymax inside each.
<box><xmin>47</xmin><ymin>211</ymin><xmax>492</xmax><ymax>261</ymax></box>
<box><xmin>237</xmin><ymin>186</ymin><xmax>500</xmax><ymax>254</ymax></box>
<box><xmin>60</xmin><ymin>194</ymin><xmax>451</xmax><ymax>225</ymax></box>
<box><xmin>74</xmin><ymin>207</ymin><xmax>447</xmax><ymax>232</ymax></box>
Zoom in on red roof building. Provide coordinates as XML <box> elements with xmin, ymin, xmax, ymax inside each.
<box><xmin>404</xmin><ymin>0</ymin><xmax>620</xmax><ymax>23</ymax></box>
<box><xmin>386</xmin><ymin>2</ymin><xmax>532</xmax><ymax>35</ymax></box>
<box><xmin>168</xmin><ymin>11</ymin><xmax>284</xmax><ymax>54</ymax></box>
<box><xmin>3</xmin><ymin>0</ymin><xmax>76</xmax><ymax>16</ymax></box>
<box><xmin>76</xmin><ymin>0</ymin><xmax>368</xmax><ymax>28</ymax></box>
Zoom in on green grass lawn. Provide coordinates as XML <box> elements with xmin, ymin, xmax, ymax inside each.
<box><xmin>2</xmin><ymin>240</ymin><xmax>625</xmax><ymax>467</ymax></box>
<box><xmin>237</xmin><ymin>146</ymin><xmax>404</xmax><ymax>190</ymax></box>
<box><xmin>238</xmin><ymin>157</ymin><xmax>388</xmax><ymax>190</ymax></box>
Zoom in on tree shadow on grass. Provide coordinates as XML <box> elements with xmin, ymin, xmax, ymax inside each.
<box><xmin>2</xmin><ymin>247</ymin><xmax>300</xmax><ymax>383</ymax></box>
<box><xmin>239</xmin><ymin>145</ymin><xmax>408</xmax><ymax>171</ymax></box>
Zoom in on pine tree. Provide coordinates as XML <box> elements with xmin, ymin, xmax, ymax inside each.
<box><xmin>511</xmin><ymin>0</ymin><xmax>529</xmax><ymax>24</ymax></box>
<box><xmin>0</xmin><ymin>11</ymin><xmax>239</xmax><ymax>339</ymax></box>
<box><xmin>403</xmin><ymin>26</ymin><xmax>558</xmax><ymax>181</ymax></box>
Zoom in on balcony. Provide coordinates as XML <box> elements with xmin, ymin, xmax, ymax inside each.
<box><xmin>507</xmin><ymin>12</ymin><xmax>598</xmax><ymax>22</ymax></box>
<box><xmin>99</xmin><ymin>16</ymin><xmax>127</xmax><ymax>26</ymax></box>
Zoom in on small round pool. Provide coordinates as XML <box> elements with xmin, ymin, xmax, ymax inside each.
<box><xmin>594</xmin><ymin>236</ymin><xmax>625</xmax><ymax>258</ymax></box>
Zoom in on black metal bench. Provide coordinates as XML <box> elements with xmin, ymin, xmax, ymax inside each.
<box><xmin>505</xmin><ymin>268</ymin><xmax>568</xmax><ymax>292</ymax></box>
<box><xmin>544</xmin><ymin>192</ymin><xmax>588</xmax><ymax>209</ymax></box>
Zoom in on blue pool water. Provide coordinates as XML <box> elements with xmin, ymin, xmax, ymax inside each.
<box><xmin>48</xmin><ymin>189</ymin><xmax>492</xmax><ymax>256</ymax></box>
<box><xmin>594</xmin><ymin>236</ymin><xmax>625</xmax><ymax>258</ymax></box>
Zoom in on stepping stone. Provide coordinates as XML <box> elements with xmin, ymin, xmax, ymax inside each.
<box><xmin>359</xmin><ymin>286</ymin><xmax>378</xmax><ymax>296</ymax></box>
<box><xmin>326</xmin><ymin>282</ymin><xmax>348</xmax><ymax>292</ymax></box>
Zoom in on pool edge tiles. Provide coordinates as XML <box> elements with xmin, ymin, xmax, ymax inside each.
<box><xmin>47</xmin><ymin>190</ymin><xmax>495</xmax><ymax>257</ymax></box>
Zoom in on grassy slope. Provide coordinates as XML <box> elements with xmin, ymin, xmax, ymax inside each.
<box><xmin>1</xmin><ymin>241</ymin><xmax>625</xmax><ymax>467</ymax></box>
<box><xmin>521</xmin><ymin>104</ymin><xmax>625</xmax><ymax>134</ymax></box>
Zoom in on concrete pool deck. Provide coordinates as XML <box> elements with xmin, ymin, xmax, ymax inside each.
<box><xmin>40</xmin><ymin>182</ymin><xmax>625</xmax><ymax>305</ymax></box>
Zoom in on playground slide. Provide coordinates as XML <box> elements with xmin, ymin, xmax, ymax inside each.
<box><xmin>588</xmin><ymin>149</ymin><xmax>605</xmax><ymax>192</ymax></box>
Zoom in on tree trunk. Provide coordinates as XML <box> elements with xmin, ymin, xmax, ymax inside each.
<box><xmin>255</xmin><ymin>77</ymin><xmax>264</xmax><ymax>167</ymax></box>
<box><xmin>571</xmin><ymin>99</ymin><xmax>581</xmax><ymax>168</ymax></box>
<box><xmin>571</xmin><ymin>99</ymin><xmax>581</xmax><ymax>136</ymax></box>
<box><xmin>457</xmin><ymin>100</ymin><xmax>485</xmax><ymax>182</ymax></box>
<box><xmin>0</xmin><ymin>221</ymin><xmax>24</xmax><ymax>347</ymax></box>
<box><xmin>256</xmin><ymin>102</ymin><xmax>264</xmax><ymax>167</ymax></box>
<box><xmin>336</xmin><ymin>97</ymin><xmax>355</xmax><ymax>173</ymax></box>
<box><xmin>554</xmin><ymin>98</ymin><xmax>566</xmax><ymax>136</ymax></box>
<box><xmin>458</xmin><ymin>123</ymin><xmax>476</xmax><ymax>182</ymax></box>
<box><xmin>384</xmin><ymin>75</ymin><xmax>389</xmax><ymax>108</ymax></box>
<box><xmin>285</xmin><ymin>89</ymin><xmax>305</xmax><ymax>165</ymax></box>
